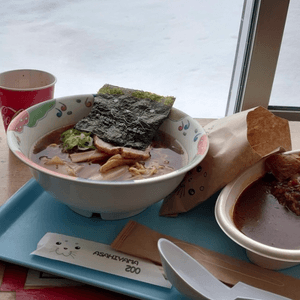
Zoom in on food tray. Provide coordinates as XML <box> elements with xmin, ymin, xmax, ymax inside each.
<box><xmin>0</xmin><ymin>179</ymin><xmax>299</xmax><ymax>299</ymax></box>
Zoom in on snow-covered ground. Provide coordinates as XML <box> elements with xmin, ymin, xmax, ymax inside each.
<box><xmin>0</xmin><ymin>1</ymin><xmax>298</xmax><ymax>118</ymax></box>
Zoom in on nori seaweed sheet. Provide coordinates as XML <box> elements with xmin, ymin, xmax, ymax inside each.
<box><xmin>75</xmin><ymin>85</ymin><xmax>175</xmax><ymax>150</ymax></box>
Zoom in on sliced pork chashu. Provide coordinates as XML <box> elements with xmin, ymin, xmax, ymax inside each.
<box><xmin>69</xmin><ymin>149</ymin><xmax>109</xmax><ymax>163</ymax></box>
<box><xmin>94</xmin><ymin>136</ymin><xmax>151</xmax><ymax>160</ymax></box>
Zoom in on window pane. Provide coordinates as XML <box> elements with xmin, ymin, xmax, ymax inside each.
<box><xmin>1</xmin><ymin>0</ymin><xmax>243</xmax><ymax>118</ymax></box>
<box><xmin>269</xmin><ymin>0</ymin><xmax>300</xmax><ymax>108</ymax></box>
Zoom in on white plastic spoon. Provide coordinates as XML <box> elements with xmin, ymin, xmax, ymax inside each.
<box><xmin>157</xmin><ymin>238</ymin><xmax>291</xmax><ymax>300</ymax></box>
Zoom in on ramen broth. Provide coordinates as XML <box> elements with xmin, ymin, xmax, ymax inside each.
<box><xmin>30</xmin><ymin>125</ymin><xmax>188</xmax><ymax>181</ymax></box>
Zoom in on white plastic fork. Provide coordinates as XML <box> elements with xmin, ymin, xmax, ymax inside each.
<box><xmin>157</xmin><ymin>238</ymin><xmax>291</xmax><ymax>300</ymax></box>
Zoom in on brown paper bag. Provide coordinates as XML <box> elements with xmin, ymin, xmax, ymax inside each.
<box><xmin>159</xmin><ymin>106</ymin><xmax>292</xmax><ymax>216</ymax></box>
<box><xmin>111</xmin><ymin>221</ymin><xmax>300</xmax><ymax>300</ymax></box>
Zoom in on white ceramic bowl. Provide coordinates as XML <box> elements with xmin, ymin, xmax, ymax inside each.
<box><xmin>215</xmin><ymin>150</ymin><xmax>300</xmax><ymax>270</ymax></box>
<box><xmin>7</xmin><ymin>94</ymin><xmax>209</xmax><ymax>220</ymax></box>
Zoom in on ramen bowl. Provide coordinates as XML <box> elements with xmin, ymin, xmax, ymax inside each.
<box><xmin>7</xmin><ymin>94</ymin><xmax>209</xmax><ymax>220</ymax></box>
<box><xmin>215</xmin><ymin>150</ymin><xmax>300</xmax><ymax>270</ymax></box>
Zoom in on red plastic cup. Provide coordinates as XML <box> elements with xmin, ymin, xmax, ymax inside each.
<box><xmin>0</xmin><ymin>69</ymin><xmax>56</xmax><ymax>131</ymax></box>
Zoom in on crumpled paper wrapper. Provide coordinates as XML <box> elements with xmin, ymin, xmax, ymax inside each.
<box><xmin>159</xmin><ymin>106</ymin><xmax>292</xmax><ymax>217</ymax></box>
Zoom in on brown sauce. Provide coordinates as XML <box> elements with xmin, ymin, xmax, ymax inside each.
<box><xmin>30</xmin><ymin>125</ymin><xmax>188</xmax><ymax>181</ymax></box>
<box><xmin>233</xmin><ymin>173</ymin><xmax>300</xmax><ymax>249</ymax></box>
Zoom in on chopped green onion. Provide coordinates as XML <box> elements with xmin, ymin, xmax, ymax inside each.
<box><xmin>61</xmin><ymin>128</ymin><xmax>95</xmax><ymax>151</ymax></box>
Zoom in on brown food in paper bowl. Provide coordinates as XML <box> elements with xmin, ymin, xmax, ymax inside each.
<box><xmin>159</xmin><ymin>106</ymin><xmax>292</xmax><ymax>217</ymax></box>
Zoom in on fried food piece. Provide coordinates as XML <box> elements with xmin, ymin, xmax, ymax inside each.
<box><xmin>265</xmin><ymin>153</ymin><xmax>300</xmax><ymax>181</ymax></box>
<box><xmin>272</xmin><ymin>176</ymin><xmax>300</xmax><ymax>216</ymax></box>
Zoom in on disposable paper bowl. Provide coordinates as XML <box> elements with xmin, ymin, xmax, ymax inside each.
<box><xmin>215</xmin><ymin>150</ymin><xmax>300</xmax><ymax>270</ymax></box>
<box><xmin>7</xmin><ymin>94</ymin><xmax>209</xmax><ymax>220</ymax></box>
<box><xmin>0</xmin><ymin>69</ymin><xmax>56</xmax><ymax>131</ymax></box>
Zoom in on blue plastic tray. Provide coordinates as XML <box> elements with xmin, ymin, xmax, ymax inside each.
<box><xmin>0</xmin><ymin>178</ymin><xmax>300</xmax><ymax>299</ymax></box>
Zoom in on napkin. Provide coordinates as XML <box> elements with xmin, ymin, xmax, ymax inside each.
<box><xmin>159</xmin><ymin>106</ymin><xmax>292</xmax><ymax>216</ymax></box>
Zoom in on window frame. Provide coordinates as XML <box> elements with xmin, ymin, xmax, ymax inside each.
<box><xmin>226</xmin><ymin>0</ymin><xmax>297</xmax><ymax>120</ymax></box>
